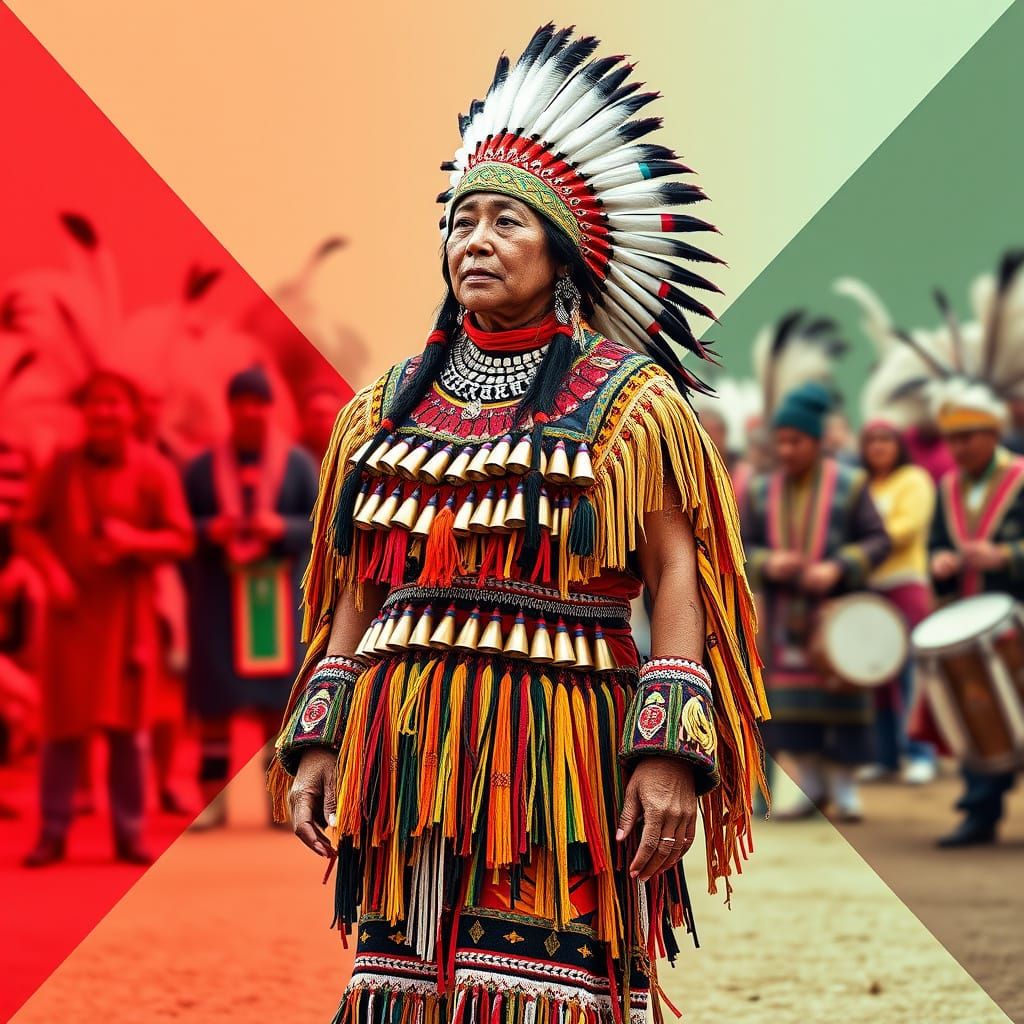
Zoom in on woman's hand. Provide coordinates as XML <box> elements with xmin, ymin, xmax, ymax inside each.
<box><xmin>288</xmin><ymin>746</ymin><xmax>338</xmax><ymax>859</ymax></box>
<box><xmin>616</xmin><ymin>756</ymin><xmax>697</xmax><ymax>881</ymax></box>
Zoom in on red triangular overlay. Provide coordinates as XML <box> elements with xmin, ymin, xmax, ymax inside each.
<box><xmin>0</xmin><ymin>5</ymin><xmax>350</xmax><ymax>1017</ymax></box>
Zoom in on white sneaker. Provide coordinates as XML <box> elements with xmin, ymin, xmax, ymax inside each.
<box><xmin>902</xmin><ymin>760</ymin><xmax>937</xmax><ymax>785</ymax></box>
<box><xmin>855</xmin><ymin>764</ymin><xmax>889</xmax><ymax>783</ymax></box>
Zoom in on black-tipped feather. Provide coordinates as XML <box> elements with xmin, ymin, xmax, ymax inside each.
<box><xmin>184</xmin><ymin>265</ymin><xmax>222</xmax><ymax>302</ymax></box>
<box><xmin>661</xmin><ymin>282</ymin><xmax>718</xmax><ymax>321</ymax></box>
<box><xmin>615</xmin><ymin>117</ymin><xmax>662</xmax><ymax>146</ymax></box>
<box><xmin>932</xmin><ymin>288</ymin><xmax>965</xmax><ymax>373</ymax></box>
<box><xmin>555</xmin><ymin>35</ymin><xmax>598</xmax><ymax>76</ymax></box>
<box><xmin>519</xmin><ymin>24</ymin><xmax>555</xmax><ymax>68</ymax></box>
<box><xmin>60</xmin><ymin>212</ymin><xmax>98</xmax><ymax>249</ymax></box>
<box><xmin>0</xmin><ymin>292</ymin><xmax>24</xmax><ymax>332</ymax></box>
<box><xmin>486</xmin><ymin>56</ymin><xmax>510</xmax><ymax>98</ymax></box>
<box><xmin>892</xmin><ymin>328</ymin><xmax>952</xmax><ymax>379</ymax></box>
<box><xmin>884</xmin><ymin>376</ymin><xmax>932</xmax><ymax>403</ymax></box>
<box><xmin>579</xmin><ymin>55</ymin><xmax>623</xmax><ymax>87</ymax></box>
<box><xmin>983</xmin><ymin>248</ymin><xmax>1024</xmax><ymax>377</ymax></box>
<box><xmin>1</xmin><ymin>349</ymin><xmax>37</xmax><ymax>394</ymax></box>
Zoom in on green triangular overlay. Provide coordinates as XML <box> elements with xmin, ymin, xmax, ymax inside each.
<box><xmin>715</xmin><ymin>0</ymin><xmax>1024</xmax><ymax>420</ymax></box>
<box><xmin>708</xmin><ymin>3</ymin><xmax>1024</xmax><ymax>1020</ymax></box>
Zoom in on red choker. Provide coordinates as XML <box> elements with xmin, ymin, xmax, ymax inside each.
<box><xmin>464</xmin><ymin>312</ymin><xmax>560</xmax><ymax>353</ymax></box>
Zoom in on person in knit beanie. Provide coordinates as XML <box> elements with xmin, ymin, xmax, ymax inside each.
<box><xmin>740</xmin><ymin>382</ymin><xmax>891</xmax><ymax>821</ymax></box>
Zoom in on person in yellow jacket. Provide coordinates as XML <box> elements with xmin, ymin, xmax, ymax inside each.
<box><xmin>860</xmin><ymin>420</ymin><xmax>937</xmax><ymax>784</ymax></box>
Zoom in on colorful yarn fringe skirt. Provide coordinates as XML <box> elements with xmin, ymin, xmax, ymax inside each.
<box><xmin>327</xmin><ymin>613</ymin><xmax>696</xmax><ymax>1024</ymax></box>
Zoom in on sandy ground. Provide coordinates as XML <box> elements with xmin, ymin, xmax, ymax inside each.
<box><xmin>832</xmin><ymin>768</ymin><xmax>1024</xmax><ymax>1023</ymax></box>
<box><xmin>9</xmin><ymin>751</ymin><xmax>1017</xmax><ymax>1024</ymax></box>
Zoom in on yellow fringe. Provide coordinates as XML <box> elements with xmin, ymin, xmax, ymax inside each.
<box><xmin>582</xmin><ymin>364</ymin><xmax>770</xmax><ymax>895</ymax></box>
<box><xmin>268</xmin><ymin>357</ymin><xmax>769</xmax><ymax>904</ymax></box>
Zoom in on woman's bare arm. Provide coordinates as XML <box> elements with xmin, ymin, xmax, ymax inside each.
<box><xmin>618</xmin><ymin>482</ymin><xmax>703</xmax><ymax>881</ymax></box>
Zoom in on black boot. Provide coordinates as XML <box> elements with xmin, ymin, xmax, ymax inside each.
<box><xmin>159</xmin><ymin>789</ymin><xmax>193</xmax><ymax>816</ymax></box>
<box><xmin>114</xmin><ymin>836</ymin><xmax>154</xmax><ymax>865</ymax></box>
<box><xmin>23</xmin><ymin>835</ymin><xmax>67</xmax><ymax>867</ymax></box>
<box><xmin>937</xmin><ymin>817</ymin><xmax>996</xmax><ymax>848</ymax></box>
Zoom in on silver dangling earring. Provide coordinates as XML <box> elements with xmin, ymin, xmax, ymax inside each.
<box><xmin>554</xmin><ymin>276</ymin><xmax>583</xmax><ymax>350</ymax></box>
<box><xmin>456</xmin><ymin>304</ymin><xmax>467</xmax><ymax>328</ymax></box>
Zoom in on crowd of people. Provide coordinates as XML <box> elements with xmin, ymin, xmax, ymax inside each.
<box><xmin>696</xmin><ymin>258</ymin><xmax>1024</xmax><ymax>846</ymax></box>
<box><xmin>0</xmin><ymin>361</ymin><xmax>333</xmax><ymax>866</ymax></box>
<box><xmin>3</xmin><ymin>221</ymin><xmax>1022</xmax><ymax>889</ymax></box>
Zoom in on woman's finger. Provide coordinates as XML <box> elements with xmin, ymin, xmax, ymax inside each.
<box><xmin>616</xmin><ymin>778</ymin><xmax>642</xmax><ymax>842</ymax></box>
<box><xmin>664</xmin><ymin>813</ymin><xmax>696</xmax><ymax>871</ymax></box>
<box><xmin>637</xmin><ymin>813</ymin><xmax>682</xmax><ymax>881</ymax></box>
<box><xmin>290</xmin><ymin>788</ymin><xmax>335</xmax><ymax>858</ymax></box>
<box><xmin>629</xmin><ymin>809</ymin><xmax>668</xmax><ymax>879</ymax></box>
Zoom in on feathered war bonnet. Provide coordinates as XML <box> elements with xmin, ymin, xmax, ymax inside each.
<box><xmin>437</xmin><ymin>24</ymin><xmax>725</xmax><ymax>395</ymax></box>
<box><xmin>838</xmin><ymin>250</ymin><xmax>1024</xmax><ymax>435</ymax></box>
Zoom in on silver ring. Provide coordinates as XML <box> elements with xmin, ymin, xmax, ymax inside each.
<box><xmin>659</xmin><ymin>836</ymin><xmax>676</xmax><ymax>844</ymax></box>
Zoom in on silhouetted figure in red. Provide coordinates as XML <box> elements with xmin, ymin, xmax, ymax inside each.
<box><xmin>20</xmin><ymin>372</ymin><xmax>194</xmax><ymax>866</ymax></box>
<box><xmin>182</xmin><ymin>366</ymin><xmax>317</xmax><ymax>828</ymax></box>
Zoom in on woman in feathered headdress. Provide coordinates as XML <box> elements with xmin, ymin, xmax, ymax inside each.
<box><xmin>269</xmin><ymin>27</ymin><xmax>768</xmax><ymax>1024</ymax></box>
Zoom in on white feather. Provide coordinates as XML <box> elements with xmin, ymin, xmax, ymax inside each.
<box><xmin>608</xmin><ymin>263</ymin><xmax>662</xmax><ymax>319</ymax></box>
<box><xmin>577</xmin><ymin>144</ymin><xmax>659</xmax><ymax>179</ymax></box>
<box><xmin>572</xmin><ymin>126</ymin><xmax>650</xmax><ymax>169</ymax></box>
<box><xmin>604</xmin><ymin>276</ymin><xmax>658</xmax><ymax>330</ymax></box>
<box><xmin>508</xmin><ymin>58</ymin><xmax>568</xmax><ymax>134</ymax></box>
<box><xmin>531</xmin><ymin>60</ymin><xmax>614</xmax><ymax>139</ymax></box>
<box><xmin>833</xmin><ymin>276</ymin><xmax>899</xmax><ymax>356</ymax></box>
<box><xmin>587</xmin><ymin>164</ymin><xmax>651</xmax><ymax>189</ymax></box>
<box><xmin>541</xmin><ymin>84</ymin><xmax>617</xmax><ymax>148</ymax></box>
<box><xmin>612</xmin><ymin>231</ymin><xmax>686</xmax><ymax>258</ymax></box>
<box><xmin>607</xmin><ymin>214</ymin><xmax>669</xmax><ymax>233</ymax></box>
<box><xmin>598</xmin><ymin>183</ymin><xmax>675</xmax><ymax>212</ymax></box>
<box><xmin>752</xmin><ymin>319</ymin><xmax>836</xmax><ymax>417</ymax></box>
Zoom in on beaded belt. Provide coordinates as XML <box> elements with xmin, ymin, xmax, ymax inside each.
<box><xmin>383</xmin><ymin>578</ymin><xmax>632</xmax><ymax>622</ymax></box>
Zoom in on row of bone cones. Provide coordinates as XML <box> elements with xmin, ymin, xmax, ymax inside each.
<box><xmin>355</xmin><ymin>603</ymin><xmax>618</xmax><ymax>672</ymax></box>
<box><xmin>349</xmin><ymin>433</ymin><xmax>595</xmax><ymax>488</ymax></box>
<box><xmin>353</xmin><ymin>481</ymin><xmax>572</xmax><ymax>536</ymax></box>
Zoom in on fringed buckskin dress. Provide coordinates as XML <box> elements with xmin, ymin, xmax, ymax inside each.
<box><xmin>269</xmin><ymin>315</ymin><xmax>767</xmax><ymax>1024</ymax></box>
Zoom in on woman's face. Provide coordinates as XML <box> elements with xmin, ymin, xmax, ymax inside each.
<box><xmin>863</xmin><ymin>429</ymin><xmax>901</xmax><ymax>475</ymax></box>
<box><xmin>446</xmin><ymin>193</ymin><xmax>563</xmax><ymax>327</ymax></box>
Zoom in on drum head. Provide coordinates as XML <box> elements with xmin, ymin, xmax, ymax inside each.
<box><xmin>821</xmin><ymin>595</ymin><xmax>908</xmax><ymax>686</ymax></box>
<box><xmin>912</xmin><ymin>593</ymin><xmax>1017</xmax><ymax>653</ymax></box>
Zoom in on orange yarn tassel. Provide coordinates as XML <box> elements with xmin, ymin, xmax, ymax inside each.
<box><xmin>486</xmin><ymin>671</ymin><xmax>514</xmax><ymax>869</ymax></box>
<box><xmin>418</xmin><ymin>502</ymin><xmax>464</xmax><ymax>587</ymax></box>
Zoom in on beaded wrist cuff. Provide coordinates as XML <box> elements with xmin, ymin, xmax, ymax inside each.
<box><xmin>276</xmin><ymin>656</ymin><xmax>364</xmax><ymax>775</ymax></box>
<box><xmin>619</xmin><ymin>657</ymin><xmax>719</xmax><ymax>793</ymax></box>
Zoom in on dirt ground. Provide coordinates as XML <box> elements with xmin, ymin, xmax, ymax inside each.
<box><xmin>9</xmin><ymin>751</ymin><xmax>1017</xmax><ymax>1024</ymax></box>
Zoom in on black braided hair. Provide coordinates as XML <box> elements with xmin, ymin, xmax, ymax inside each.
<box><xmin>333</xmin><ymin>291</ymin><xmax>459</xmax><ymax>555</ymax></box>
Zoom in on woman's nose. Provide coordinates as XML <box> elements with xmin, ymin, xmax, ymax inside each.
<box><xmin>465</xmin><ymin>222</ymin><xmax>493</xmax><ymax>254</ymax></box>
